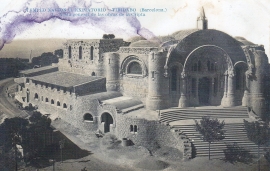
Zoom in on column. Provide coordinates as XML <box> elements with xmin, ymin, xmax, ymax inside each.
<box><xmin>221</xmin><ymin>71</ymin><xmax>228</xmax><ymax>106</ymax></box>
<box><xmin>178</xmin><ymin>71</ymin><xmax>188</xmax><ymax>107</ymax></box>
<box><xmin>209</xmin><ymin>77</ymin><xmax>214</xmax><ymax>104</ymax></box>
<box><xmin>195</xmin><ymin>77</ymin><xmax>199</xmax><ymax>105</ymax></box>
<box><xmin>242</xmin><ymin>71</ymin><xmax>249</xmax><ymax>106</ymax></box>
<box><xmin>225</xmin><ymin>70</ymin><xmax>236</xmax><ymax>107</ymax></box>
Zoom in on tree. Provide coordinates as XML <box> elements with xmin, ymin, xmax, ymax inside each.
<box><xmin>102</xmin><ymin>34</ymin><xmax>109</xmax><ymax>39</ymax></box>
<box><xmin>223</xmin><ymin>142</ymin><xmax>253</xmax><ymax>164</ymax></box>
<box><xmin>0</xmin><ymin>113</ymin><xmax>53</xmax><ymax>166</ymax></box>
<box><xmin>108</xmin><ymin>34</ymin><xmax>115</xmax><ymax>39</ymax></box>
<box><xmin>243</xmin><ymin>120</ymin><xmax>270</xmax><ymax>171</ymax></box>
<box><xmin>54</xmin><ymin>49</ymin><xmax>63</xmax><ymax>58</ymax></box>
<box><xmin>195</xmin><ymin>116</ymin><xmax>225</xmax><ymax>160</ymax></box>
<box><xmin>0</xmin><ymin>117</ymin><xmax>29</xmax><ymax>171</ymax></box>
<box><xmin>23</xmin><ymin>111</ymin><xmax>52</xmax><ymax>161</ymax></box>
<box><xmin>31</xmin><ymin>52</ymin><xmax>58</xmax><ymax>67</ymax></box>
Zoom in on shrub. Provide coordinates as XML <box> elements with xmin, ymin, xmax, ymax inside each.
<box><xmin>223</xmin><ymin>142</ymin><xmax>253</xmax><ymax>164</ymax></box>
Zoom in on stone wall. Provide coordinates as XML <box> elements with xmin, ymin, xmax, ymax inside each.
<box><xmin>74</xmin><ymin>78</ymin><xmax>106</xmax><ymax>96</ymax></box>
<box><xmin>60</xmin><ymin>39</ymin><xmax>126</xmax><ymax>77</ymax></box>
<box><xmin>115</xmin><ymin>114</ymin><xmax>183</xmax><ymax>151</ymax></box>
<box><xmin>21</xmin><ymin>67</ymin><xmax>58</xmax><ymax>77</ymax></box>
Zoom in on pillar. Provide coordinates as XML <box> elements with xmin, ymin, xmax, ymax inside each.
<box><xmin>249</xmin><ymin>47</ymin><xmax>268</xmax><ymax>120</ymax></box>
<box><xmin>104</xmin><ymin>52</ymin><xmax>119</xmax><ymax>91</ymax></box>
<box><xmin>178</xmin><ymin>71</ymin><xmax>188</xmax><ymax>107</ymax></box>
<box><xmin>221</xmin><ymin>71</ymin><xmax>228</xmax><ymax>106</ymax></box>
<box><xmin>242</xmin><ymin>71</ymin><xmax>250</xmax><ymax>106</ymax></box>
<box><xmin>194</xmin><ymin>77</ymin><xmax>199</xmax><ymax>105</ymax></box>
<box><xmin>221</xmin><ymin>69</ymin><xmax>236</xmax><ymax>107</ymax></box>
<box><xmin>146</xmin><ymin>51</ymin><xmax>170</xmax><ymax>110</ymax></box>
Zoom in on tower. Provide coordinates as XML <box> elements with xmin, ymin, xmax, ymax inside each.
<box><xmin>197</xmin><ymin>7</ymin><xmax>208</xmax><ymax>30</ymax></box>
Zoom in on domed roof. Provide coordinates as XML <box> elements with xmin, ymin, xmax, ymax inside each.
<box><xmin>234</xmin><ymin>36</ymin><xmax>255</xmax><ymax>45</ymax></box>
<box><xmin>126</xmin><ymin>36</ymin><xmax>146</xmax><ymax>43</ymax></box>
<box><xmin>171</xmin><ymin>29</ymin><xmax>199</xmax><ymax>41</ymax></box>
<box><xmin>129</xmin><ymin>40</ymin><xmax>160</xmax><ymax>47</ymax></box>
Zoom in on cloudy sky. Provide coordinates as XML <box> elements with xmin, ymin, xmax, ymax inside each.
<box><xmin>0</xmin><ymin>0</ymin><xmax>269</xmax><ymax>58</ymax></box>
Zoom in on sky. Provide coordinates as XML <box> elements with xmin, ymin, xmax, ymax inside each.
<box><xmin>0</xmin><ymin>0</ymin><xmax>269</xmax><ymax>58</ymax></box>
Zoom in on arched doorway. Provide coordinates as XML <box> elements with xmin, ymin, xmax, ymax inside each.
<box><xmin>234</xmin><ymin>62</ymin><xmax>248</xmax><ymax>105</ymax></box>
<box><xmin>101</xmin><ymin>113</ymin><xmax>113</xmax><ymax>133</ymax></box>
<box><xmin>169</xmin><ymin>63</ymin><xmax>183</xmax><ymax>106</ymax></box>
<box><xmin>180</xmin><ymin>45</ymin><xmax>234</xmax><ymax>107</ymax></box>
<box><xmin>198</xmin><ymin>77</ymin><xmax>211</xmax><ymax>105</ymax></box>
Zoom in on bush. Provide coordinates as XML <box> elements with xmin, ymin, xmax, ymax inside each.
<box><xmin>223</xmin><ymin>142</ymin><xmax>253</xmax><ymax>164</ymax></box>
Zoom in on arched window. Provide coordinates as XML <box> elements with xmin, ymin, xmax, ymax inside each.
<box><xmin>26</xmin><ymin>78</ymin><xmax>29</xmax><ymax>83</ymax></box>
<box><xmin>79</xmin><ymin>46</ymin><xmax>82</xmax><ymax>59</ymax></box>
<box><xmin>207</xmin><ymin>60</ymin><xmax>211</xmax><ymax>71</ymax></box>
<box><xmin>171</xmin><ymin>67</ymin><xmax>177</xmax><ymax>91</ymax></box>
<box><xmin>84</xmin><ymin>113</ymin><xmax>93</xmax><ymax>121</ymax></box>
<box><xmin>134</xmin><ymin>125</ymin><xmax>138</xmax><ymax>132</ymax></box>
<box><xmin>193</xmin><ymin>63</ymin><xmax>197</xmax><ymax>71</ymax></box>
<box><xmin>198</xmin><ymin>60</ymin><xmax>202</xmax><ymax>71</ymax></box>
<box><xmin>127</xmin><ymin>62</ymin><xmax>142</xmax><ymax>74</ymax></box>
<box><xmin>90</xmin><ymin>46</ymin><xmax>94</xmax><ymax>60</ymax></box>
<box><xmin>63</xmin><ymin>103</ymin><xmax>67</xmax><ymax>108</ymax></box>
<box><xmin>68</xmin><ymin>46</ymin><xmax>72</xmax><ymax>59</ymax></box>
<box><xmin>57</xmin><ymin>101</ymin><xmax>61</xmax><ymax>106</ymax></box>
<box><xmin>34</xmin><ymin>93</ymin><xmax>38</xmax><ymax>99</ymax></box>
<box><xmin>130</xmin><ymin>125</ymin><xmax>134</xmax><ymax>132</ymax></box>
<box><xmin>91</xmin><ymin>72</ymin><xmax>95</xmax><ymax>76</ymax></box>
<box><xmin>211</xmin><ymin>63</ymin><xmax>214</xmax><ymax>71</ymax></box>
<box><xmin>51</xmin><ymin>99</ymin><xmax>54</xmax><ymax>104</ymax></box>
<box><xmin>45</xmin><ymin>98</ymin><xmax>49</xmax><ymax>102</ymax></box>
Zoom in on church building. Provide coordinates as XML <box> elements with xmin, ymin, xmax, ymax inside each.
<box><xmin>14</xmin><ymin>7</ymin><xmax>270</xmax><ymax>155</ymax></box>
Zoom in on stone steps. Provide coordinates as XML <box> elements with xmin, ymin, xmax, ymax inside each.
<box><xmin>173</xmin><ymin>123</ymin><xmax>268</xmax><ymax>158</ymax></box>
<box><xmin>160</xmin><ymin>106</ymin><xmax>268</xmax><ymax>158</ymax></box>
<box><xmin>160</xmin><ymin>106</ymin><xmax>248</xmax><ymax>123</ymax></box>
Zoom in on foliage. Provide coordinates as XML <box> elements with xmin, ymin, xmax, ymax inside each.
<box><xmin>0</xmin><ymin>58</ymin><xmax>28</xmax><ymax>79</ymax></box>
<box><xmin>23</xmin><ymin>112</ymin><xmax>52</xmax><ymax>159</ymax></box>
<box><xmin>243</xmin><ymin>120</ymin><xmax>270</xmax><ymax>146</ymax></box>
<box><xmin>0</xmin><ymin>112</ymin><xmax>52</xmax><ymax>163</ymax></box>
<box><xmin>244</xmin><ymin>120</ymin><xmax>270</xmax><ymax>170</ymax></box>
<box><xmin>0</xmin><ymin>117</ymin><xmax>29</xmax><ymax>151</ymax></box>
<box><xmin>31</xmin><ymin>52</ymin><xmax>58</xmax><ymax>67</ymax></box>
<box><xmin>195</xmin><ymin>117</ymin><xmax>225</xmax><ymax>143</ymax></box>
<box><xmin>195</xmin><ymin>116</ymin><xmax>225</xmax><ymax>160</ymax></box>
<box><xmin>54</xmin><ymin>49</ymin><xmax>63</xmax><ymax>58</ymax></box>
<box><xmin>102</xmin><ymin>34</ymin><xmax>115</xmax><ymax>39</ymax></box>
<box><xmin>223</xmin><ymin>142</ymin><xmax>254</xmax><ymax>164</ymax></box>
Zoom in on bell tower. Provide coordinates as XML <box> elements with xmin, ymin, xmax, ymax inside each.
<box><xmin>197</xmin><ymin>7</ymin><xmax>208</xmax><ymax>30</ymax></box>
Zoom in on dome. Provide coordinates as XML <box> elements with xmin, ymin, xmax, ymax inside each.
<box><xmin>234</xmin><ymin>36</ymin><xmax>255</xmax><ymax>45</ymax></box>
<box><xmin>126</xmin><ymin>36</ymin><xmax>146</xmax><ymax>43</ymax></box>
<box><xmin>129</xmin><ymin>40</ymin><xmax>160</xmax><ymax>47</ymax></box>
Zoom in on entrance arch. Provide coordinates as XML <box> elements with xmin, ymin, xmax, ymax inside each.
<box><xmin>179</xmin><ymin>45</ymin><xmax>234</xmax><ymax>107</ymax></box>
<box><xmin>101</xmin><ymin>113</ymin><xmax>113</xmax><ymax>133</ymax></box>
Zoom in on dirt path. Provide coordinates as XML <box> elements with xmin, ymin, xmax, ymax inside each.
<box><xmin>0</xmin><ymin>78</ymin><xmax>25</xmax><ymax>118</ymax></box>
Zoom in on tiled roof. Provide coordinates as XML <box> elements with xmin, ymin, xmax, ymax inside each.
<box><xmin>78</xmin><ymin>91</ymin><xmax>123</xmax><ymax>101</ymax></box>
<box><xmin>30</xmin><ymin>71</ymin><xmax>104</xmax><ymax>87</ymax></box>
<box><xmin>20</xmin><ymin>66</ymin><xmax>58</xmax><ymax>74</ymax></box>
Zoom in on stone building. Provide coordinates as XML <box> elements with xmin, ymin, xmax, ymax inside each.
<box><xmin>14</xmin><ymin>8</ymin><xmax>270</xmax><ymax>152</ymax></box>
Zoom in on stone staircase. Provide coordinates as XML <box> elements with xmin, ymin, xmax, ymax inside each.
<box><xmin>160</xmin><ymin>106</ymin><xmax>269</xmax><ymax>158</ymax></box>
<box><xmin>172</xmin><ymin>123</ymin><xmax>267</xmax><ymax>158</ymax></box>
<box><xmin>160</xmin><ymin>106</ymin><xmax>248</xmax><ymax>123</ymax></box>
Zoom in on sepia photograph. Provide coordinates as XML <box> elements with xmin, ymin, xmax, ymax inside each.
<box><xmin>0</xmin><ymin>0</ymin><xmax>269</xmax><ymax>170</ymax></box>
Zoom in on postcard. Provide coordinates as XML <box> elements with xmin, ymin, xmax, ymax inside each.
<box><xmin>0</xmin><ymin>0</ymin><xmax>269</xmax><ymax>171</ymax></box>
